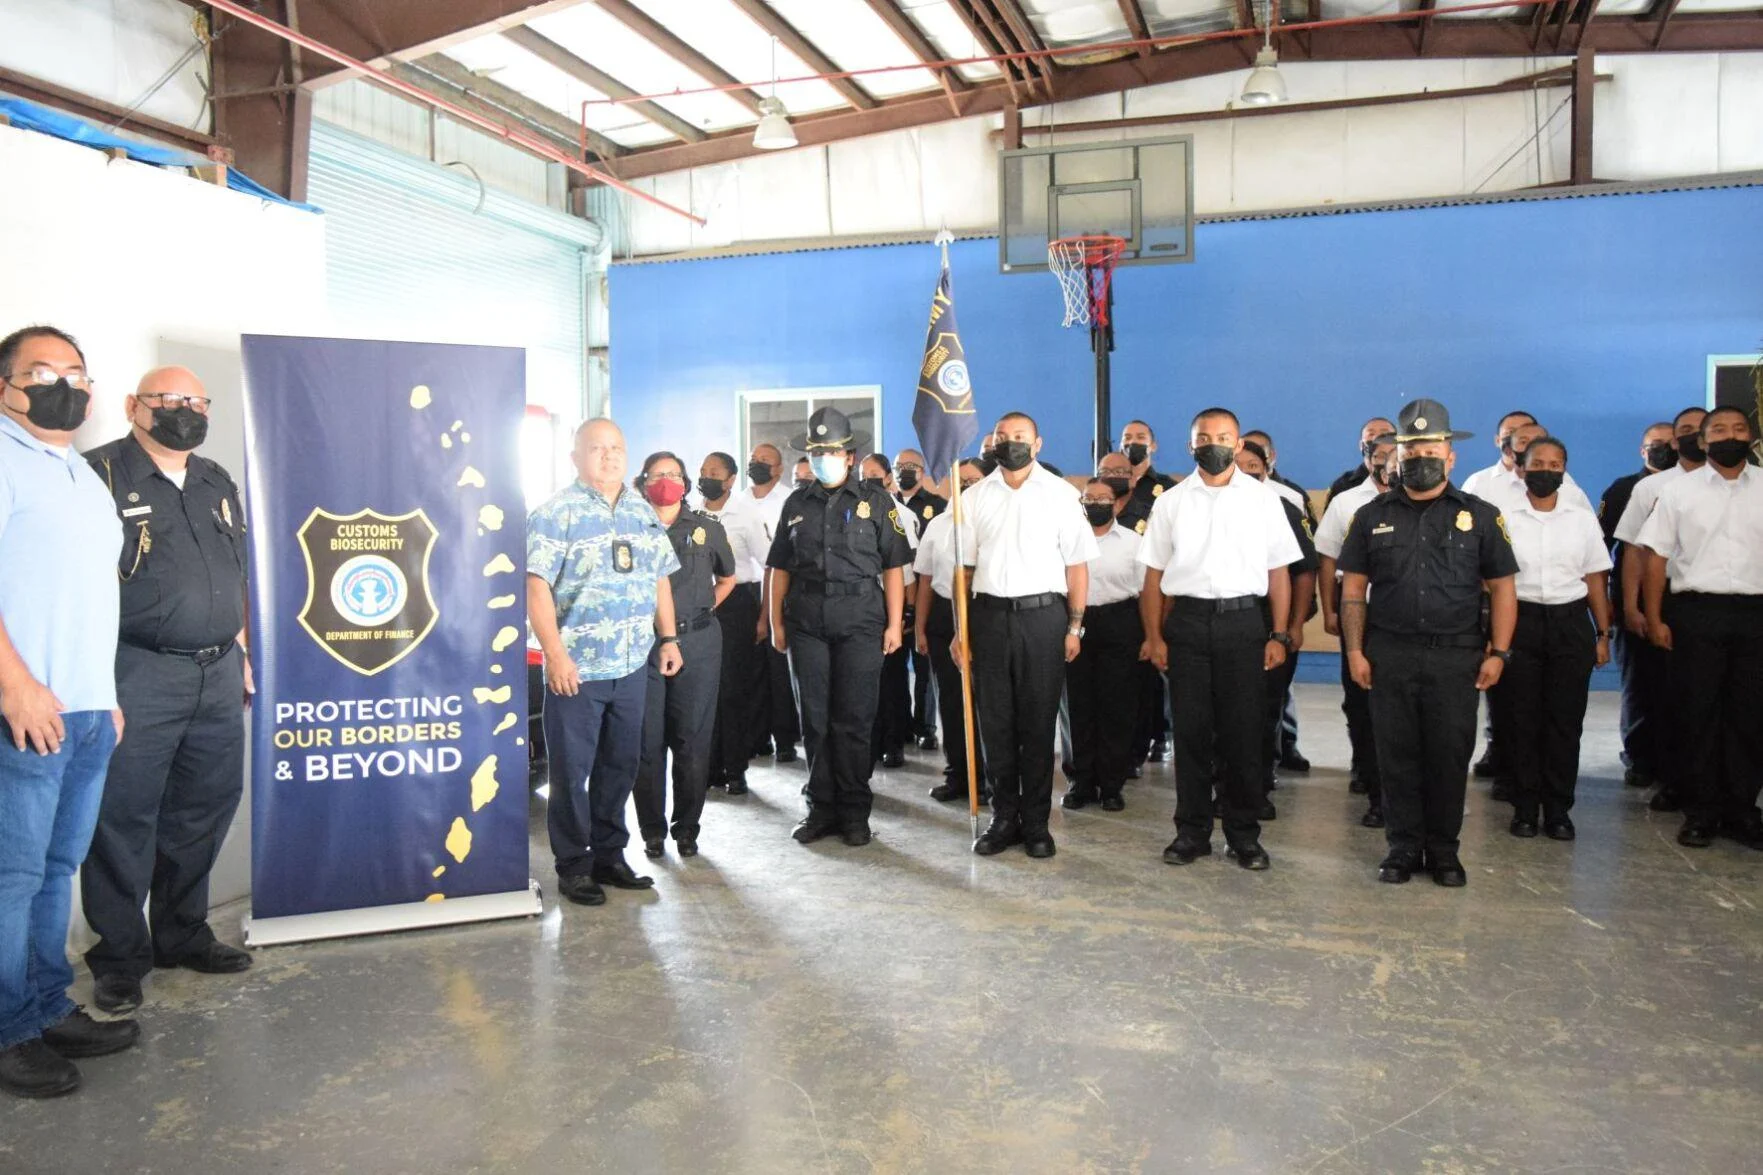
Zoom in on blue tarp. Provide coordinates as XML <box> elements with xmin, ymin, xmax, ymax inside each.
<box><xmin>0</xmin><ymin>96</ymin><xmax>321</xmax><ymax>213</ymax></box>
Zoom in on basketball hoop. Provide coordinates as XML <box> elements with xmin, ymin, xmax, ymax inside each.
<box><xmin>1048</xmin><ymin>234</ymin><xmax>1127</xmax><ymax>329</ymax></box>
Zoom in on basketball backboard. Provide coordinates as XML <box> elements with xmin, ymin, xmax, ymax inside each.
<box><xmin>999</xmin><ymin>135</ymin><xmax>1195</xmax><ymax>274</ymax></box>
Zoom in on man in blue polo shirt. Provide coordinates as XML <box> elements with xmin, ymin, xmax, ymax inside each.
<box><xmin>0</xmin><ymin>325</ymin><xmax>137</xmax><ymax>1099</ymax></box>
<box><xmin>528</xmin><ymin>418</ymin><xmax>682</xmax><ymax>908</ymax></box>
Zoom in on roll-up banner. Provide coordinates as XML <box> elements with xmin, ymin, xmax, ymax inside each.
<box><xmin>239</xmin><ymin>336</ymin><xmax>541</xmax><ymax>946</ymax></box>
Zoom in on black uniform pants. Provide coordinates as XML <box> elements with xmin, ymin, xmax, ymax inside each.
<box><xmin>1065</xmin><ymin>599</ymin><xmax>1140</xmax><ymax>800</ymax></box>
<box><xmin>787</xmin><ymin>587</ymin><xmax>885</xmax><ymax>826</ymax></box>
<box><xmin>763</xmin><ymin>646</ymin><xmax>803</xmax><ymax>751</ymax></box>
<box><xmin>1339</xmin><ymin>655</ymin><xmax>1381</xmax><ymax>807</ymax></box>
<box><xmin>1614</xmin><ymin>628</ymin><xmax>1670</xmax><ymax>785</ymax></box>
<box><xmin>1131</xmin><ymin>665</ymin><xmax>1168</xmax><ymax>762</ymax></box>
<box><xmin>1365</xmin><ymin>632</ymin><xmax>1482</xmax><ymax>860</ymax></box>
<box><xmin>926</xmin><ymin>595</ymin><xmax>985</xmax><ymax>788</ymax></box>
<box><xmin>544</xmin><ymin>664</ymin><xmax>645</xmax><ymax>876</ymax></box>
<box><xmin>82</xmin><ymin>643</ymin><xmax>245</xmax><ymax>979</ymax></box>
<box><xmin>873</xmin><ymin>636</ymin><xmax>913</xmax><ymax>757</ymax></box>
<box><xmin>712</xmin><ymin>583</ymin><xmax>762</xmax><ymax>782</ymax></box>
<box><xmin>910</xmin><ymin>640</ymin><xmax>938</xmax><ymax>740</ymax></box>
<box><xmin>1499</xmin><ymin>601</ymin><xmax>1597</xmax><ymax>821</ymax></box>
<box><xmin>635</xmin><ymin>620</ymin><xmax>722</xmax><ymax>842</ymax></box>
<box><xmin>1666</xmin><ymin>593</ymin><xmax>1763</xmax><ymax>828</ymax></box>
<box><xmin>1164</xmin><ymin>600</ymin><xmax>1266</xmax><ymax>848</ymax></box>
<box><xmin>1264</xmin><ymin>650</ymin><xmax>1300</xmax><ymax>792</ymax></box>
<box><xmin>971</xmin><ymin>595</ymin><xmax>1066</xmax><ymax>835</ymax></box>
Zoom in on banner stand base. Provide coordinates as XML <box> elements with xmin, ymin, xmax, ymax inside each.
<box><xmin>242</xmin><ymin>882</ymin><xmax>544</xmax><ymax>948</ymax></box>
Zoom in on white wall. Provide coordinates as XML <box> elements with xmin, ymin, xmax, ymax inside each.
<box><xmin>0</xmin><ymin>122</ymin><xmax>328</xmax><ymax>937</ymax></box>
<box><xmin>610</xmin><ymin>51</ymin><xmax>1763</xmax><ymax>255</ymax></box>
<box><xmin>0</xmin><ymin>0</ymin><xmax>209</xmax><ymax>132</ymax></box>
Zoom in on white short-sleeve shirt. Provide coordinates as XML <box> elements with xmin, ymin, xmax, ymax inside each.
<box><xmin>1136</xmin><ymin>466</ymin><xmax>1301</xmax><ymax>598</ymax></box>
<box><xmin>1634</xmin><ymin>465</ymin><xmax>1763</xmax><ymax>595</ymax></box>
<box><xmin>1504</xmin><ymin>501</ymin><xmax>1613</xmax><ymax>605</ymax></box>
<box><xmin>1612</xmin><ymin>463</ymin><xmax>1686</xmax><ymax>547</ymax></box>
<box><xmin>1313</xmin><ymin>478</ymin><xmax>1382</xmax><ymax>561</ymax></box>
<box><xmin>960</xmin><ymin>464</ymin><xmax>1098</xmax><ymax>597</ymax></box>
<box><xmin>1467</xmin><ymin>464</ymin><xmax>1594</xmax><ymax>518</ymax></box>
<box><xmin>913</xmin><ymin>510</ymin><xmax>956</xmax><ymax>598</ymax></box>
<box><xmin>1087</xmin><ymin>523</ymin><xmax>1143</xmax><ymax>606</ymax></box>
<box><xmin>720</xmin><ymin>489</ymin><xmax>782</xmax><ymax>584</ymax></box>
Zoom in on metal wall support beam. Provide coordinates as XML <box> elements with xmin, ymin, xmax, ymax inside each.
<box><xmin>591</xmin><ymin>0</ymin><xmax>764</xmax><ymax>115</ymax></box>
<box><xmin>0</xmin><ymin>64</ymin><xmax>219</xmax><ymax>153</ymax></box>
<box><xmin>1570</xmin><ymin>45</ymin><xmax>1595</xmax><ymax>184</ymax></box>
<box><xmin>725</xmin><ymin>0</ymin><xmax>878</xmax><ymax>111</ymax></box>
<box><xmin>949</xmin><ymin>1</ymin><xmax>1033</xmax><ymax>98</ymax></box>
<box><xmin>210</xmin><ymin>1</ymin><xmax>311</xmax><ymax>202</ymax></box>
<box><xmin>502</xmin><ymin>26</ymin><xmax>705</xmax><ymax>142</ymax></box>
<box><xmin>860</xmin><ymin>0</ymin><xmax>972</xmax><ymax>94</ymax></box>
<box><xmin>398</xmin><ymin>54</ymin><xmax>627</xmax><ymax>161</ymax></box>
<box><xmin>1116</xmin><ymin>0</ymin><xmax>1154</xmax><ymax>58</ymax></box>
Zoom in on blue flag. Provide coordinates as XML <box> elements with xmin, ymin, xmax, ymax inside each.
<box><xmin>912</xmin><ymin>257</ymin><xmax>977</xmax><ymax>482</ymax></box>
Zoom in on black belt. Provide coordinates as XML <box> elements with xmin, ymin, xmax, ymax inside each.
<box><xmin>1373</xmin><ymin>631</ymin><xmax>1484</xmax><ymax>649</ymax></box>
<box><xmin>123</xmin><ymin>637</ymin><xmax>235</xmax><ymax>665</ymax></box>
<box><xmin>681</xmin><ymin>612</ymin><xmax>717</xmax><ymax>632</ymax></box>
<box><xmin>1089</xmin><ymin>597</ymin><xmax>1139</xmax><ymax>613</ymax></box>
<box><xmin>1518</xmin><ymin>598</ymin><xmax>1589</xmax><ymax>614</ymax></box>
<box><xmin>1168</xmin><ymin>594</ymin><xmax>1261</xmax><ymax>614</ymax></box>
<box><xmin>971</xmin><ymin>591</ymin><xmax>1063</xmax><ymax>612</ymax></box>
<box><xmin>794</xmin><ymin>579</ymin><xmax>875</xmax><ymax>596</ymax></box>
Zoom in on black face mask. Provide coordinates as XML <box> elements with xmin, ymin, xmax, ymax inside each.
<box><xmin>1193</xmin><ymin>444</ymin><xmax>1235</xmax><ymax>476</ymax></box>
<box><xmin>1100</xmin><ymin>476</ymin><xmax>1131</xmax><ymax>499</ymax></box>
<box><xmin>1524</xmin><ymin>469</ymin><xmax>1564</xmax><ymax>498</ymax></box>
<box><xmin>975</xmin><ymin>452</ymin><xmax>998</xmax><ymax>477</ymax></box>
<box><xmin>1399</xmin><ymin>456</ymin><xmax>1448</xmax><ymax>492</ymax></box>
<box><xmin>1705</xmin><ymin>439</ymin><xmax>1751</xmax><ymax>470</ymax></box>
<box><xmin>1383</xmin><ymin>462</ymin><xmax>1402</xmax><ymax>491</ymax></box>
<box><xmin>747</xmin><ymin>460</ymin><xmax>775</xmax><ymax>485</ymax></box>
<box><xmin>147</xmin><ymin>405</ymin><xmax>207</xmax><ymax>452</ymax></box>
<box><xmin>896</xmin><ymin>469</ymin><xmax>919</xmax><ymax>492</ymax></box>
<box><xmin>860</xmin><ymin>476</ymin><xmax>886</xmax><ymax>494</ymax></box>
<box><xmin>1369</xmin><ymin>462</ymin><xmax>1389</xmax><ymax>487</ymax></box>
<box><xmin>793</xmin><ymin>477</ymin><xmax>813</xmax><ymax>490</ymax></box>
<box><xmin>1360</xmin><ymin>439</ymin><xmax>1380</xmax><ymax>462</ymax></box>
<box><xmin>697</xmin><ymin>476</ymin><xmax>726</xmax><ymax>501</ymax></box>
<box><xmin>1644</xmin><ymin>442</ymin><xmax>1677</xmax><ymax>472</ymax></box>
<box><xmin>994</xmin><ymin>441</ymin><xmax>1033</xmax><ymax>472</ymax></box>
<box><xmin>1083</xmin><ymin>503</ymin><xmax>1115</xmax><ymax>528</ymax></box>
<box><xmin>1123</xmin><ymin>442</ymin><xmax>1149</xmax><ymax>466</ymax></box>
<box><xmin>11</xmin><ymin>379</ymin><xmax>89</xmax><ymax>432</ymax></box>
<box><xmin>1677</xmin><ymin>433</ymin><xmax>1705</xmax><ymax>463</ymax></box>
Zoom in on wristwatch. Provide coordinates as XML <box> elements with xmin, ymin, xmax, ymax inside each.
<box><xmin>1270</xmin><ymin>632</ymin><xmax>1294</xmax><ymax>650</ymax></box>
<box><xmin>1488</xmin><ymin>648</ymin><xmax>1512</xmax><ymax>663</ymax></box>
<box><xmin>1067</xmin><ymin>625</ymin><xmax>1084</xmax><ymax>638</ymax></box>
<box><xmin>658</xmin><ymin>635</ymin><xmax>680</xmax><ymax>646</ymax></box>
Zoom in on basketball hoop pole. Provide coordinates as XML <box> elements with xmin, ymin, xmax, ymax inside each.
<box><xmin>1092</xmin><ymin>278</ymin><xmax>1114</xmax><ymax>470</ymax></box>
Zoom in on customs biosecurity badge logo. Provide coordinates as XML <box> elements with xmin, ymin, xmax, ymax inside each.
<box><xmin>296</xmin><ymin>508</ymin><xmax>439</xmax><ymax>675</ymax></box>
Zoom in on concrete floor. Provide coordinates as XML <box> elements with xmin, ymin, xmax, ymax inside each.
<box><xmin>3</xmin><ymin>686</ymin><xmax>1761</xmax><ymax>1175</ymax></box>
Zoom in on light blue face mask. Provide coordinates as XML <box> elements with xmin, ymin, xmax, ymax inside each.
<box><xmin>809</xmin><ymin>452</ymin><xmax>849</xmax><ymax>486</ymax></box>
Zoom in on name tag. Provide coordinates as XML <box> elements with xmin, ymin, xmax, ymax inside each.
<box><xmin>1372</xmin><ymin>523</ymin><xmax>1395</xmax><ymax>535</ymax></box>
<box><xmin>122</xmin><ymin>505</ymin><xmax>153</xmax><ymax>518</ymax></box>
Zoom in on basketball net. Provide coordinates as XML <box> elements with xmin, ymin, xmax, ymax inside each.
<box><xmin>1048</xmin><ymin>234</ymin><xmax>1127</xmax><ymax>329</ymax></box>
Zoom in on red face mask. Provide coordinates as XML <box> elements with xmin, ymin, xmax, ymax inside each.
<box><xmin>643</xmin><ymin>478</ymin><xmax>685</xmax><ymax>507</ymax></box>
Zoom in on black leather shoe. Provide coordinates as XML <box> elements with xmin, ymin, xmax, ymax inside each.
<box><xmin>1677</xmin><ymin>821</ymin><xmax>1715</xmax><ymax>848</ymax></box>
<box><xmin>774</xmin><ymin>745</ymin><xmax>798</xmax><ymax>764</ymax></box>
<box><xmin>1510</xmin><ymin>818</ymin><xmax>1539</xmax><ymax>839</ymax></box>
<box><xmin>1622</xmin><ymin>765</ymin><xmax>1652</xmax><ymax>789</ymax></box>
<box><xmin>591</xmin><ymin>860</ymin><xmax>655</xmax><ymax>890</ymax></box>
<box><xmin>1722</xmin><ymin>815</ymin><xmax>1763</xmax><ymax>850</ymax></box>
<box><xmin>557</xmin><ymin>874</ymin><xmax>606</xmax><ymax>906</ymax></box>
<box><xmin>1377</xmin><ymin>855</ymin><xmax>1417</xmax><ymax>884</ymax></box>
<box><xmin>972</xmin><ymin>823</ymin><xmax>1023</xmax><ymax>856</ymax></box>
<box><xmin>1544</xmin><ymin>816</ymin><xmax>1576</xmax><ymax>842</ymax></box>
<box><xmin>0</xmin><ymin>1039</ymin><xmax>80</xmax><ymax>1099</ymax></box>
<box><xmin>1648</xmin><ymin>787</ymin><xmax>1681</xmax><ymax>812</ymax></box>
<box><xmin>1490</xmin><ymin>782</ymin><xmax>1514</xmax><ymax>803</ymax></box>
<box><xmin>1060</xmin><ymin>786</ymin><xmax>1094</xmax><ymax>811</ymax></box>
<box><xmin>792</xmin><ymin>816</ymin><xmax>840</xmax><ymax>844</ymax></box>
<box><xmin>1348</xmin><ymin>775</ymin><xmax>1369</xmax><ymax>795</ymax></box>
<box><xmin>928</xmin><ymin>782</ymin><xmax>967</xmax><ymax>802</ymax></box>
<box><xmin>880</xmin><ymin>749</ymin><xmax>906</xmax><ymax>769</ymax></box>
<box><xmin>1126</xmin><ymin>763</ymin><xmax>1143</xmax><ymax>780</ymax></box>
<box><xmin>92</xmin><ymin>973</ymin><xmax>142</xmax><ymax>1015</ymax></box>
<box><xmin>1023</xmin><ymin>831</ymin><xmax>1056</xmax><ymax>859</ymax></box>
<box><xmin>41</xmin><ymin>1009</ymin><xmax>139</xmax><ymax>1059</ymax></box>
<box><xmin>1229</xmin><ymin>843</ymin><xmax>1271</xmax><ymax>871</ymax></box>
<box><xmin>676</xmin><ymin>839</ymin><xmax>699</xmax><ymax>858</ymax></box>
<box><xmin>1162</xmin><ymin>838</ymin><xmax>1211</xmax><ymax>865</ymax></box>
<box><xmin>917</xmin><ymin>733</ymin><xmax>939</xmax><ymax>752</ymax></box>
<box><xmin>725</xmin><ymin>775</ymin><xmax>750</xmax><ymax>796</ymax></box>
<box><xmin>1148</xmin><ymin>740</ymin><xmax>1167</xmax><ymax>763</ymax></box>
<box><xmin>1278</xmin><ymin>751</ymin><xmax>1310</xmax><ymax>774</ymax></box>
<box><xmin>1430</xmin><ymin>858</ymin><xmax>1468</xmax><ymax>887</ymax></box>
<box><xmin>1100</xmin><ymin>794</ymin><xmax>1125</xmax><ymax>812</ymax></box>
<box><xmin>1472</xmin><ymin>751</ymin><xmax>1498</xmax><ymax>779</ymax></box>
<box><xmin>643</xmin><ymin>838</ymin><xmax>665</xmax><ymax>859</ymax></box>
<box><xmin>1258</xmin><ymin>800</ymin><xmax>1277</xmax><ymax>821</ymax></box>
<box><xmin>1360</xmin><ymin>806</ymin><xmax>1385</xmax><ymax>829</ymax></box>
<box><xmin>165</xmin><ymin>941</ymin><xmax>252</xmax><ymax>974</ymax></box>
<box><xmin>750</xmin><ymin>741</ymin><xmax>773</xmax><ymax>759</ymax></box>
<box><xmin>841</xmin><ymin>824</ymin><xmax>872</xmax><ymax>847</ymax></box>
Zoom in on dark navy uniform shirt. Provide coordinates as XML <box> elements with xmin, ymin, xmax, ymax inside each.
<box><xmin>1336</xmin><ymin>483</ymin><xmax>1518</xmax><ymax>638</ymax></box>
<box><xmin>662</xmin><ymin>507</ymin><xmax>735</xmax><ymax>622</ymax></box>
<box><xmin>900</xmin><ymin>488</ymin><xmax>947</xmax><ymax>528</ymax></box>
<box><xmin>85</xmin><ymin>433</ymin><xmax>246</xmax><ymax>652</ymax></box>
<box><xmin>1597</xmin><ymin>469</ymin><xmax>1646</xmax><ymax>605</ymax></box>
<box><xmin>766</xmin><ymin>479</ymin><xmax>912</xmax><ymax>585</ymax></box>
<box><xmin>1280</xmin><ymin>498</ymin><xmax>1320</xmax><ymax>620</ymax></box>
<box><xmin>1119</xmin><ymin>467</ymin><xmax>1178</xmax><ymax>536</ymax></box>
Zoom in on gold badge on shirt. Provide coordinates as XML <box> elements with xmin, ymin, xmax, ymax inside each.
<box><xmin>1135</xmin><ymin>519</ymin><xmax>1147</xmax><ymax>534</ymax></box>
<box><xmin>1152</xmin><ymin>484</ymin><xmax>1164</xmax><ymax>497</ymax></box>
<box><xmin>221</xmin><ymin>498</ymin><xmax>234</xmax><ymax>528</ymax></box>
<box><xmin>1455</xmin><ymin>510</ymin><xmax>1473</xmax><ymax>533</ymax></box>
<box><xmin>691</xmin><ymin>526</ymin><xmax>706</xmax><ymax>546</ymax></box>
<box><xmin>856</xmin><ymin>500</ymin><xmax>871</xmax><ymax>519</ymax></box>
<box><xmin>923</xmin><ymin>505</ymin><xmax>934</xmax><ymax>519</ymax></box>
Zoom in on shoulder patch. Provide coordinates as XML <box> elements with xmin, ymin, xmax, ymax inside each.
<box><xmin>1300</xmin><ymin>516</ymin><xmax>1313</xmax><ymax>538</ymax></box>
<box><xmin>1496</xmin><ymin>513</ymin><xmax>1512</xmax><ymax>545</ymax></box>
<box><xmin>888</xmin><ymin>507</ymin><xmax>905</xmax><ymax>536</ymax></box>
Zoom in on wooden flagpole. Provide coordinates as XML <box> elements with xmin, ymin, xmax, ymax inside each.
<box><xmin>936</xmin><ymin>228</ymin><xmax>982</xmax><ymax>841</ymax></box>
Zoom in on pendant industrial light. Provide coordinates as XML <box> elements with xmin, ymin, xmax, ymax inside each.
<box><xmin>752</xmin><ymin>34</ymin><xmax>797</xmax><ymax>150</ymax></box>
<box><xmin>1239</xmin><ymin>1</ymin><xmax>1288</xmax><ymax>106</ymax></box>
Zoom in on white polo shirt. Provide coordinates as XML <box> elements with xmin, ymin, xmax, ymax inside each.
<box><xmin>1136</xmin><ymin>466</ymin><xmax>1301</xmax><ymax>598</ymax></box>
<box><xmin>1634</xmin><ymin>464</ymin><xmax>1763</xmax><ymax>595</ymax></box>
<box><xmin>1313</xmin><ymin>477</ymin><xmax>1383</xmax><ymax>561</ymax></box>
<box><xmin>960</xmin><ymin>464</ymin><xmax>1097</xmax><ymax>597</ymax></box>
<box><xmin>1612</xmin><ymin>463</ymin><xmax>1687</xmax><ymax>547</ymax></box>
<box><xmin>913</xmin><ymin>510</ymin><xmax>957</xmax><ymax>599</ymax></box>
<box><xmin>722</xmin><ymin>486</ymin><xmax>788</xmax><ymax>584</ymax></box>
<box><xmin>1504</xmin><ymin>500</ymin><xmax>1613</xmax><ymax>605</ymax></box>
<box><xmin>1087</xmin><ymin>523</ymin><xmax>1143</xmax><ymax>606</ymax></box>
<box><xmin>1266</xmin><ymin>477</ymin><xmax>1305</xmax><ymax>513</ymax></box>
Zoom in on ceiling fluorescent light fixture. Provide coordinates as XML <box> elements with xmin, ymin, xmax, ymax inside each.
<box><xmin>1239</xmin><ymin>3</ymin><xmax>1287</xmax><ymax>107</ymax></box>
<box><xmin>753</xmin><ymin>35</ymin><xmax>796</xmax><ymax>150</ymax></box>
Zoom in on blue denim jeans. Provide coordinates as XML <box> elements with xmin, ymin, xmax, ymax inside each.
<box><xmin>0</xmin><ymin>710</ymin><xmax>116</xmax><ymax>1049</ymax></box>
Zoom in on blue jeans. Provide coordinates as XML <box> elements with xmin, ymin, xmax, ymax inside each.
<box><xmin>0</xmin><ymin>710</ymin><xmax>116</xmax><ymax>1049</ymax></box>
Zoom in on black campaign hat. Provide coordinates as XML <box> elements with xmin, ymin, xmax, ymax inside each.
<box><xmin>1382</xmin><ymin>398</ymin><xmax>1474</xmax><ymax>444</ymax></box>
<box><xmin>789</xmin><ymin>406</ymin><xmax>870</xmax><ymax>452</ymax></box>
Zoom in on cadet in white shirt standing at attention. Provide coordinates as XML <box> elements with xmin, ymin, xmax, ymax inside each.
<box><xmin>1495</xmin><ymin>436</ymin><xmax>1612</xmax><ymax>842</ymax></box>
<box><xmin>1138</xmin><ymin>408</ymin><xmax>1300</xmax><ymax>872</ymax></box>
<box><xmin>1061</xmin><ymin>477</ymin><xmax>1143</xmax><ymax>813</ymax></box>
<box><xmin>1637</xmin><ymin>405</ymin><xmax>1763</xmax><ymax>851</ymax></box>
<box><xmin>957</xmin><ymin>413</ymin><xmax>1097</xmax><ymax>860</ymax></box>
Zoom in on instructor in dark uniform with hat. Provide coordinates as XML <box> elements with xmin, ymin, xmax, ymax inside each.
<box><xmin>766</xmin><ymin>408</ymin><xmax>911</xmax><ymax>847</ymax></box>
<box><xmin>81</xmin><ymin>366</ymin><xmax>252</xmax><ymax>1014</ymax></box>
<box><xmin>1337</xmin><ymin>399</ymin><xmax>1518</xmax><ymax>888</ymax></box>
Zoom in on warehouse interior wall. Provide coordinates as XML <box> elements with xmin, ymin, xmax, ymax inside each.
<box><xmin>0</xmin><ymin>122</ymin><xmax>327</xmax><ymax>930</ymax></box>
<box><xmin>0</xmin><ymin>0</ymin><xmax>209</xmax><ymax>132</ymax></box>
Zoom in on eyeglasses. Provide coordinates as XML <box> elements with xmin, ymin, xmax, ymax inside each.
<box><xmin>646</xmin><ymin>470</ymin><xmax>685</xmax><ymax>482</ymax></box>
<box><xmin>895</xmin><ymin>462</ymin><xmax>923</xmax><ymax>474</ymax></box>
<box><xmin>1080</xmin><ymin>499</ymin><xmax>1114</xmax><ymax>509</ymax></box>
<box><xmin>6</xmin><ymin>365</ymin><xmax>92</xmax><ymax>392</ymax></box>
<box><xmin>137</xmin><ymin>392</ymin><xmax>211</xmax><ymax>413</ymax></box>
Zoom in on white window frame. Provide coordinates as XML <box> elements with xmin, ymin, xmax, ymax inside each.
<box><xmin>737</xmin><ymin>385</ymin><xmax>883</xmax><ymax>490</ymax></box>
